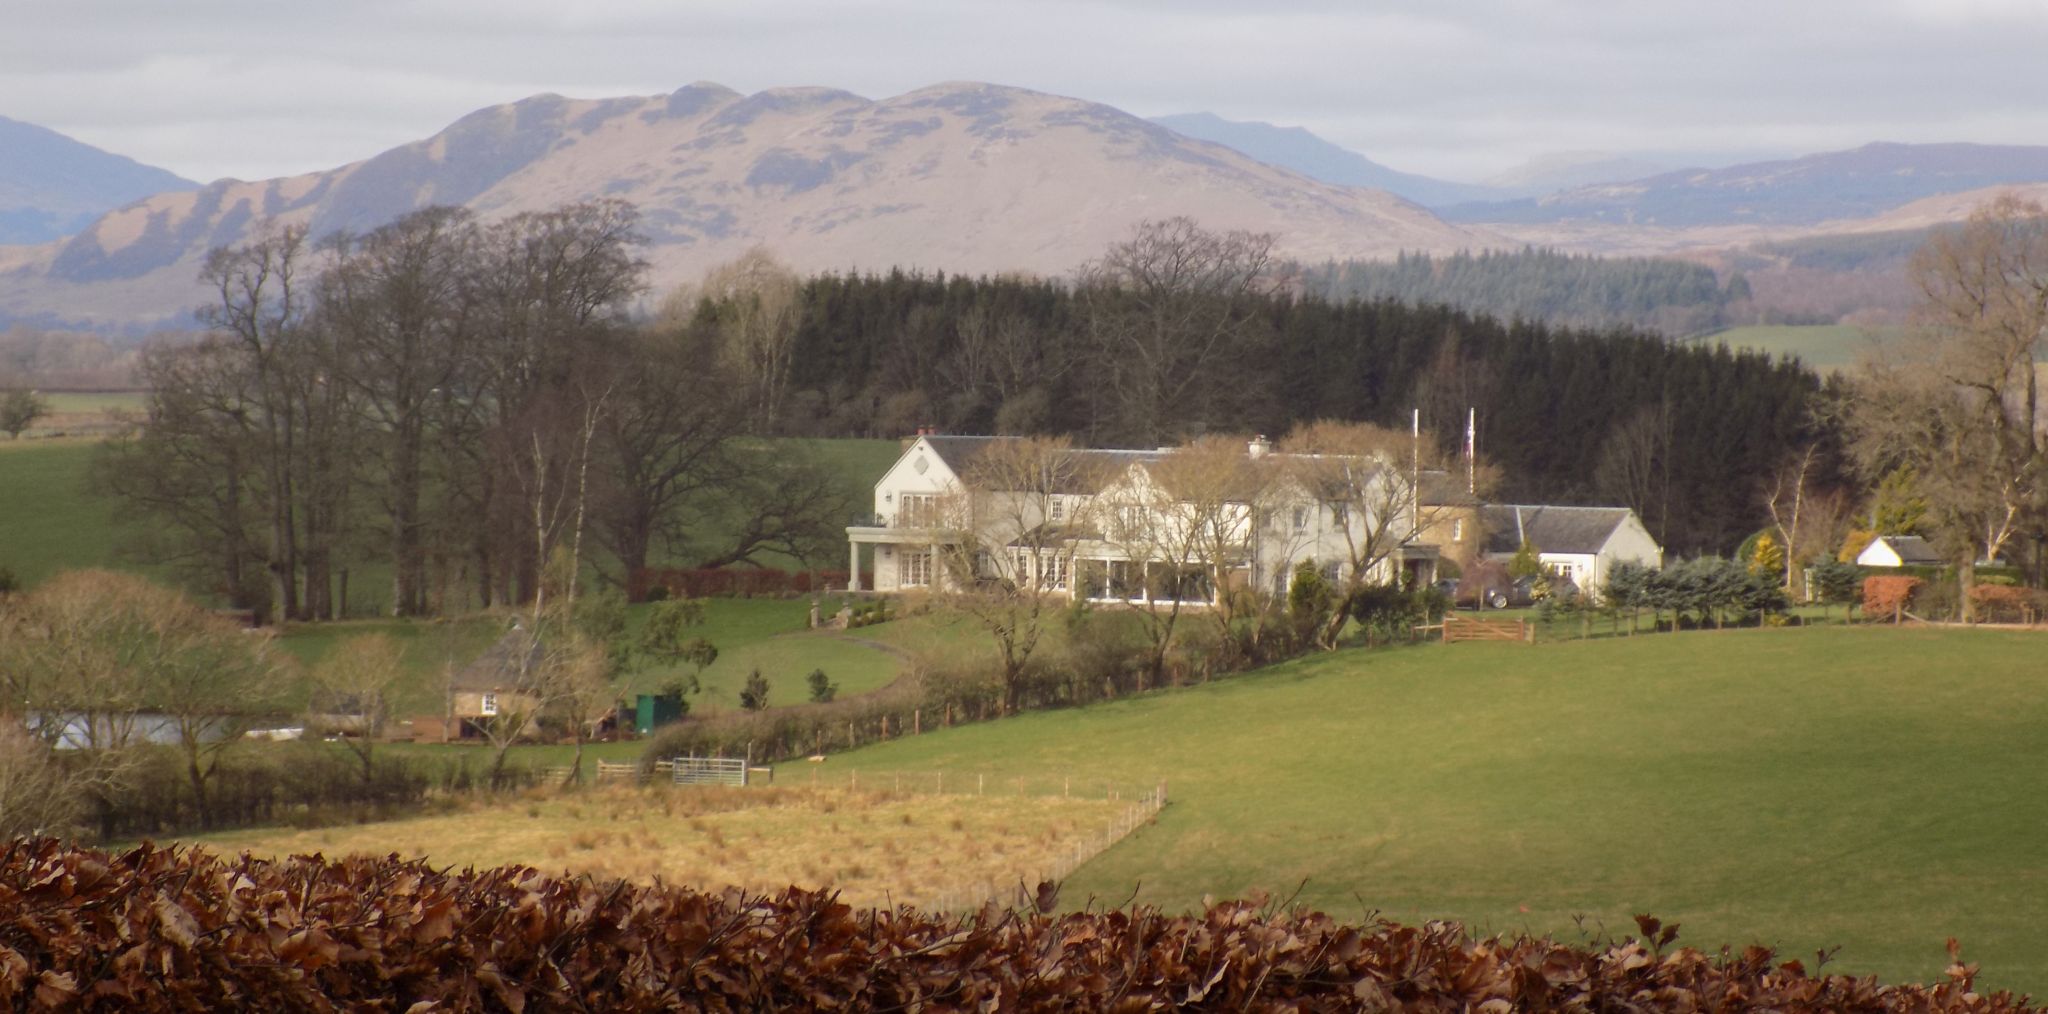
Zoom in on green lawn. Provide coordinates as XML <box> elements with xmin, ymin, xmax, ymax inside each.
<box><xmin>822</xmin><ymin>625</ymin><xmax>2048</xmax><ymax>994</ymax></box>
<box><xmin>272</xmin><ymin>617</ymin><xmax>507</xmax><ymax>715</ymax></box>
<box><xmin>617</xmin><ymin>597</ymin><xmax>904</xmax><ymax>713</ymax></box>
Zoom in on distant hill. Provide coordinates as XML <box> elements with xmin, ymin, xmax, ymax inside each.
<box><xmin>0</xmin><ymin>116</ymin><xmax>196</xmax><ymax>245</ymax></box>
<box><xmin>0</xmin><ymin>82</ymin><xmax>1489</xmax><ymax>332</ymax></box>
<box><xmin>1446</xmin><ymin>142</ymin><xmax>2048</xmax><ymax>227</ymax></box>
<box><xmin>1479</xmin><ymin>151</ymin><xmax>1673</xmax><ymax>195</ymax></box>
<box><xmin>1148</xmin><ymin>112</ymin><xmax>1500</xmax><ymax>208</ymax></box>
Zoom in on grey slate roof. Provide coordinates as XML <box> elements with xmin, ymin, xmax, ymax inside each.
<box><xmin>1873</xmin><ymin>535</ymin><xmax>1944</xmax><ymax>565</ymax></box>
<box><xmin>1479</xmin><ymin>504</ymin><xmax>1633</xmax><ymax>556</ymax></box>
<box><xmin>449</xmin><ymin>628</ymin><xmax>545</xmax><ymax>692</ymax></box>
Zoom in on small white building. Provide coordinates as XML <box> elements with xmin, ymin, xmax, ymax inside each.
<box><xmin>1855</xmin><ymin>535</ymin><xmax>1944</xmax><ymax>569</ymax></box>
<box><xmin>1478</xmin><ymin>504</ymin><xmax>1663</xmax><ymax>594</ymax></box>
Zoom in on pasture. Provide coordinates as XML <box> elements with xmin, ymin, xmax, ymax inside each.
<box><xmin>1695</xmin><ymin>324</ymin><xmax>1908</xmax><ymax>372</ymax></box>
<box><xmin>193</xmin><ymin>783</ymin><xmax>1131</xmax><ymax>912</ymax></box>
<box><xmin>822</xmin><ymin>625</ymin><xmax>2048</xmax><ymax>994</ymax></box>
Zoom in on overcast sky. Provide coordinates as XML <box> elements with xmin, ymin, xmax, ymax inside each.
<box><xmin>5</xmin><ymin>0</ymin><xmax>2046</xmax><ymax>185</ymax></box>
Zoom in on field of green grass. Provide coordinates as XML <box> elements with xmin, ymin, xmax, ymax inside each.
<box><xmin>0</xmin><ymin>440</ymin><xmax>144</xmax><ymax>586</ymax></box>
<box><xmin>1695</xmin><ymin>324</ymin><xmax>1910</xmax><ymax>372</ymax></box>
<box><xmin>826</xmin><ymin>626</ymin><xmax>2048</xmax><ymax>994</ymax></box>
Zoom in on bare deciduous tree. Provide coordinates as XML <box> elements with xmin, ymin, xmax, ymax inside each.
<box><xmin>934</xmin><ymin>436</ymin><xmax>1100</xmax><ymax>713</ymax></box>
<box><xmin>308</xmin><ymin>633</ymin><xmax>406</xmax><ymax>783</ymax></box>
<box><xmin>1078</xmin><ymin>218</ymin><xmax>1279</xmax><ymax>445</ymax></box>
<box><xmin>700</xmin><ymin>247</ymin><xmax>802</xmax><ymax>431</ymax></box>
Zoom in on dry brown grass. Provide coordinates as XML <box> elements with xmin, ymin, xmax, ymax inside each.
<box><xmin>193</xmin><ymin>785</ymin><xmax>1128</xmax><ymax>910</ymax></box>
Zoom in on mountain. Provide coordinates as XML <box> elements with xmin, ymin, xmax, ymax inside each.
<box><xmin>0</xmin><ymin>116</ymin><xmax>197</xmax><ymax>245</ymax></box>
<box><xmin>1479</xmin><ymin>151</ymin><xmax>1672</xmax><ymax>195</ymax></box>
<box><xmin>0</xmin><ymin>82</ymin><xmax>1489</xmax><ymax>332</ymax></box>
<box><xmin>1149</xmin><ymin>112</ymin><xmax>1500</xmax><ymax>208</ymax></box>
<box><xmin>1446</xmin><ymin>142</ymin><xmax>2048</xmax><ymax>228</ymax></box>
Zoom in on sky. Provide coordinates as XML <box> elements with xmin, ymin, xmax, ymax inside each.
<box><xmin>4</xmin><ymin>0</ymin><xmax>2047</xmax><ymax>185</ymax></box>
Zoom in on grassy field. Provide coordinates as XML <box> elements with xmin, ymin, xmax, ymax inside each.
<box><xmin>0</xmin><ymin>440</ymin><xmax>144</xmax><ymax>587</ymax></box>
<box><xmin>1694</xmin><ymin>324</ymin><xmax>1910</xmax><ymax>372</ymax></box>
<box><xmin>193</xmin><ymin>783</ymin><xmax>1128</xmax><ymax>911</ymax></box>
<box><xmin>818</xmin><ymin>625</ymin><xmax>2048</xmax><ymax>994</ymax></box>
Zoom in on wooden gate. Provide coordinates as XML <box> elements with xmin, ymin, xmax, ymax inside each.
<box><xmin>1440</xmin><ymin>613</ymin><xmax>1530</xmax><ymax>644</ymax></box>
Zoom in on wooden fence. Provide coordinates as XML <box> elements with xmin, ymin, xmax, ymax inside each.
<box><xmin>1436</xmin><ymin>613</ymin><xmax>1532</xmax><ymax>644</ymax></box>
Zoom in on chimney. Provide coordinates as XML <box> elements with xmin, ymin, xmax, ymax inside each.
<box><xmin>1247</xmin><ymin>435</ymin><xmax>1271</xmax><ymax>459</ymax></box>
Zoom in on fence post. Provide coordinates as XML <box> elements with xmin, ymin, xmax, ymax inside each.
<box><xmin>914</xmin><ymin>709</ymin><xmax>921</xmax><ymax>735</ymax></box>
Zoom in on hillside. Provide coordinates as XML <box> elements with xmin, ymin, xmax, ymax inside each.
<box><xmin>0</xmin><ymin>115</ymin><xmax>196</xmax><ymax>245</ymax></box>
<box><xmin>828</xmin><ymin>627</ymin><xmax>2048</xmax><ymax>994</ymax></box>
<box><xmin>1448</xmin><ymin>142</ymin><xmax>2048</xmax><ymax>228</ymax></box>
<box><xmin>1149</xmin><ymin>112</ymin><xmax>1501</xmax><ymax>208</ymax></box>
<box><xmin>0</xmin><ymin>82</ymin><xmax>1488</xmax><ymax>332</ymax></box>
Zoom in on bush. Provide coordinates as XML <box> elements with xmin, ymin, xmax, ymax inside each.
<box><xmin>1970</xmin><ymin>584</ymin><xmax>2045</xmax><ymax>623</ymax></box>
<box><xmin>806</xmin><ymin>668</ymin><xmax>838</xmax><ymax>703</ymax></box>
<box><xmin>1862</xmin><ymin>575</ymin><xmax>1923</xmax><ymax>620</ymax></box>
<box><xmin>0</xmin><ymin>840</ymin><xmax>2031</xmax><ymax>1011</ymax></box>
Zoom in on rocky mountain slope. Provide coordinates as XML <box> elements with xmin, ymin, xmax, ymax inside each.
<box><xmin>0</xmin><ymin>115</ymin><xmax>196</xmax><ymax>246</ymax></box>
<box><xmin>0</xmin><ymin>82</ymin><xmax>1488</xmax><ymax>331</ymax></box>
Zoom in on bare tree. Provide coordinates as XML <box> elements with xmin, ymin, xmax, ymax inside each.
<box><xmin>307</xmin><ymin>633</ymin><xmax>406</xmax><ymax>783</ymax></box>
<box><xmin>1594</xmin><ymin>401</ymin><xmax>1675</xmax><ymax>546</ymax></box>
<box><xmin>1280</xmin><ymin>421</ymin><xmax>1454</xmax><ymax>649</ymax></box>
<box><xmin>1078</xmin><ymin>217</ymin><xmax>1279</xmax><ymax>444</ymax></box>
<box><xmin>320</xmin><ymin>206</ymin><xmax>482</xmax><ymax>617</ymax></box>
<box><xmin>700</xmin><ymin>247</ymin><xmax>802</xmax><ymax>431</ymax></box>
<box><xmin>1847</xmin><ymin>197</ymin><xmax>2048</xmax><ymax>616</ymax></box>
<box><xmin>933</xmin><ymin>437</ymin><xmax>1100</xmax><ymax>713</ymax></box>
<box><xmin>1091</xmin><ymin>435</ymin><xmax>1261</xmax><ymax>684</ymax></box>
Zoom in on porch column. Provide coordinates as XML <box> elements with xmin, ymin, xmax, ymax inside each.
<box><xmin>848</xmin><ymin>539</ymin><xmax>861</xmax><ymax>592</ymax></box>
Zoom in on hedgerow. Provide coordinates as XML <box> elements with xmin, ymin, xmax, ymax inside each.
<box><xmin>0</xmin><ymin>839</ymin><xmax>2032</xmax><ymax>1011</ymax></box>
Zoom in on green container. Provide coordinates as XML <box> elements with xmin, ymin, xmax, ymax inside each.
<box><xmin>635</xmin><ymin>694</ymin><xmax>684</xmax><ymax>735</ymax></box>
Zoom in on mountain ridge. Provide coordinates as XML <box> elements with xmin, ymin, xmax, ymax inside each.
<box><xmin>1</xmin><ymin>81</ymin><xmax>1488</xmax><ymax>331</ymax></box>
<box><xmin>0</xmin><ymin>115</ymin><xmax>198</xmax><ymax>246</ymax></box>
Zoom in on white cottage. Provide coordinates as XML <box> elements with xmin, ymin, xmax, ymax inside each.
<box><xmin>1854</xmin><ymin>535</ymin><xmax>1944</xmax><ymax>569</ymax></box>
<box><xmin>1478</xmin><ymin>504</ymin><xmax>1663</xmax><ymax>594</ymax></box>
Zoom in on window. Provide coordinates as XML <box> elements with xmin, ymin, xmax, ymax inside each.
<box><xmin>1013</xmin><ymin>548</ymin><xmax>1034</xmax><ymax>585</ymax></box>
<box><xmin>1451</xmin><ymin>518</ymin><xmax>1465</xmax><ymax>542</ymax></box>
<box><xmin>899</xmin><ymin>550</ymin><xmax>932</xmax><ymax>587</ymax></box>
<box><xmin>1048</xmin><ymin>495</ymin><xmax>1066</xmax><ymax>522</ymax></box>
<box><xmin>898</xmin><ymin>494</ymin><xmax>939</xmax><ymax>527</ymax></box>
<box><xmin>479</xmin><ymin>693</ymin><xmax>499</xmax><ymax>716</ymax></box>
<box><xmin>1546</xmin><ymin>561</ymin><xmax>1576</xmax><ymax>581</ymax></box>
<box><xmin>1328</xmin><ymin>502</ymin><xmax>1348</xmax><ymax>526</ymax></box>
<box><xmin>1044</xmin><ymin>552</ymin><xmax>1070</xmax><ymax>591</ymax></box>
<box><xmin>1292</xmin><ymin>506</ymin><xmax>1310</xmax><ymax>531</ymax></box>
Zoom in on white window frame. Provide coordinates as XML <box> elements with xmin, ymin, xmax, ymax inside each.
<box><xmin>898</xmin><ymin>493</ymin><xmax>939</xmax><ymax>527</ymax></box>
<box><xmin>1451</xmin><ymin>518</ymin><xmax>1464</xmax><ymax>542</ymax></box>
<box><xmin>899</xmin><ymin>549</ymin><xmax>933</xmax><ymax>587</ymax></box>
<box><xmin>1048</xmin><ymin>495</ymin><xmax>1067</xmax><ymax>523</ymax></box>
<box><xmin>480</xmin><ymin>692</ymin><xmax>499</xmax><ymax>716</ymax></box>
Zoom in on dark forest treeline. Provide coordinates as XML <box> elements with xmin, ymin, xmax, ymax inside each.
<box><xmin>762</xmin><ymin>268</ymin><xmax>1828</xmax><ymax>556</ymax></box>
<box><xmin>1295</xmin><ymin>247</ymin><xmax>1753</xmax><ymax>337</ymax></box>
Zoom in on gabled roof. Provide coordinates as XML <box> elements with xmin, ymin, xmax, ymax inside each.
<box><xmin>1479</xmin><ymin>504</ymin><xmax>1635</xmax><ymax>556</ymax></box>
<box><xmin>1871</xmin><ymin>534</ymin><xmax>1944</xmax><ymax>565</ymax></box>
<box><xmin>449</xmin><ymin>628</ymin><xmax>545</xmax><ymax>693</ymax></box>
<box><xmin>918</xmin><ymin>436</ymin><xmax>1005</xmax><ymax>478</ymax></box>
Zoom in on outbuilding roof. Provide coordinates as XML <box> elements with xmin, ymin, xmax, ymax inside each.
<box><xmin>1479</xmin><ymin>504</ymin><xmax>1635</xmax><ymax>556</ymax></box>
<box><xmin>448</xmin><ymin>627</ymin><xmax>545</xmax><ymax>693</ymax></box>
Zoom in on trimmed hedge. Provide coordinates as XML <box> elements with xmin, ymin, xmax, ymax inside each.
<box><xmin>0</xmin><ymin>840</ymin><xmax>2032</xmax><ymax>1011</ymax></box>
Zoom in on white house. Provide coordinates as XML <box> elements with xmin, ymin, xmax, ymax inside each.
<box><xmin>845</xmin><ymin>433</ymin><xmax>1437</xmax><ymax>605</ymax></box>
<box><xmin>1855</xmin><ymin>535</ymin><xmax>1943</xmax><ymax>568</ymax></box>
<box><xmin>1478</xmin><ymin>504</ymin><xmax>1663</xmax><ymax>594</ymax></box>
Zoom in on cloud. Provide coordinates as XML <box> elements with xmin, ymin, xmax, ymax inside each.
<box><xmin>2</xmin><ymin>0</ymin><xmax>2045</xmax><ymax>183</ymax></box>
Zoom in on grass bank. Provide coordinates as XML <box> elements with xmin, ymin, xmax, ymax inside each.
<box><xmin>822</xmin><ymin>625</ymin><xmax>2048</xmax><ymax>994</ymax></box>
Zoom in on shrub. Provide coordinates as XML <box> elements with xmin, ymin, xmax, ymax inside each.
<box><xmin>739</xmin><ymin>670</ymin><xmax>771</xmax><ymax>711</ymax></box>
<box><xmin>1968</xmin><ymin>583</ymin><xmax>2042</xmax><ymax>623</ymax></box>
<box><xmin>1862</xmin><ymin>575</ymin><xmax>1923</xmax><ymax>620</ymax></box>
<box><xmin>806</xmin><ymin>668</ymin><xmax>838</xmax><ymax>703</ymax></box>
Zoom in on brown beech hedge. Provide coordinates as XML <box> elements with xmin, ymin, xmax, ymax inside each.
<box><xmin>0</xmin><ymin>838</ymin><xmax>2032</xmax><ymax>1011</ymax></box>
